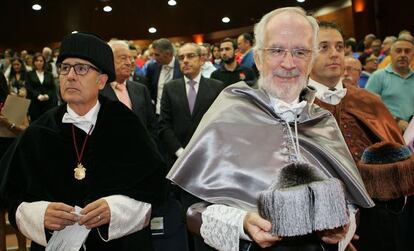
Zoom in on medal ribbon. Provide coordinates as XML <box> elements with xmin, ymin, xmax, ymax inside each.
<box><xmin>72</xmin><ymin>124</ymin><xmax>94</xmax><ymax>166</ymax></box>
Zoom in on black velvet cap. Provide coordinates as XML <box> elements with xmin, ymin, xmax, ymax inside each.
<box><xmin>57</xmin><ymin>32</ymin><xmax>115</xmax><ymax>82</ymax></box>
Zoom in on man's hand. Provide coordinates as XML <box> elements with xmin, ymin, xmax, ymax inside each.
<box><xmin>243</xmin><ymin>212</ymin><xmax>282</xmax><ymax>248</ymax></box>
<box><xmin>79</xmin><ymin>198</ymin><xmax>111</xmax><ymax>229</ymax></box>
<box><xmin>317</xmin><ymin>224</ymin><xmax>349</xmax><ymax>244</ymax></box>
<box><xmin>44</xmin><ymin>202</ymin><xmax>78</xmax><ymax>231</ymax></box>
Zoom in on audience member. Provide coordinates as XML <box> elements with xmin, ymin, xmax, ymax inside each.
<box><xmin>199</xmin><ymin>44</ymin><xmax>217</xmax><ymax>78</ymax></box>
<box><xmin>343</xmin><ymin>56</ymin><xmax>362</xmax><ymax>87</ymax></box>
<box><xmin>25</xmin><ymin>53</ymin><xmax>58</xmax><ymax>121</ymax></box>
<box><xmin>145</xmin><ymin>38</ymin><xmax>183</xmax><ymax>115</ymax></box>
<box><xmin>359</xmin><ymin>54</ymin><xmax>378</xmax><ymax>88</ymax></box>
<box><xmin>211</xmin><ymin>38</ymin><xmax>256</xmax><ymax>87</ymax></box>
<box><xmin>102</xmin><ymin>40</ymin><xmax>157</xmax><ymax>140</ymax></box>
<box><xmin>366</xmin><ymin>38</ymin><xmax>414</xmax><ymax>130</ymax></box>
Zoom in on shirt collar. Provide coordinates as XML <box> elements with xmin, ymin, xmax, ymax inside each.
<box><xmin>385</xmin><ymin>64</ymin><xmax>414</xmax><ymax>79</ymax></box>
<box><xmin>184</xmin><ymin>73</ymin><xmax>202</xmax><ymax>85</ymax></box>
<box><xmin>65</xmin><ymin>101</ymin><xmax>101</xmax><ymax>133</ymax></box>
<box><xmin>308</xmin><ymin>78</ymin><xmax>344</xmax><ymax>95</ymax></box>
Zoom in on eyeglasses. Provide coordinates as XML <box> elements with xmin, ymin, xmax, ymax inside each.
<box><xmin>260</xmin><ymin>47</ymin><xmax>313</xmax><ymax>59</ymax></box>
<box><xmin>57</xmin><ymin>63</ymin><xmax>101</xmax><ymax>75</ymax></box>
<box><xmin>177</xmin><ymin>53</ymin><xmax>199</xmax><ymax>61</ymax></box>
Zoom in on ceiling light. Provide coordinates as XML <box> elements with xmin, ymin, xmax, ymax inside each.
<box><xmin>168</xmin><ymin>0</ymin><xmax>177</xmax><ymax>6</ymax></box>
<box><xmin>103</xmin><ymin>6</ymin><xmax>112</xmax><ymax>12</ymax></box>
<box><xmin>297</xmin><ymin>0</ymin><xmax>305</xmax><ymax>2</ymax></box>
<box><xmin>32</xmin><ymin>4</ymin><xmax>42</xmax><ymax>11</ymax></box>
<box><xmin>148</xmin><ymin>27</ymin><xmax>157</xmax><ymax>33</ymax></box>
<box><xmin>222</xmin><ymin>17</ymin><xmax>230</xmax><ymax>23</ymax></box>
<box><xmin>72</xmin><ymin>31</ymin><xmax>78</xmax><ymax>34</ymax></box>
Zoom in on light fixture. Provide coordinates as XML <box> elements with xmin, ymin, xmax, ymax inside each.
<box><xmin>222</xmin><ymin>17</ymin><xmax>230</xmax><ymax>23</ymax></box>
<box><xmin>103</xmin><ymin>5</ymin><xmax>112</xmax><ymax>12</ymax></box>
<box><xmin>148</xmin><ymin>27</ymin><xmax>157</xmax><ymax>33</ymax></box>
<box><xmin>72</xmin><ymin>31</ymin><xmax>78</xmax><ymax>34</ymax></box>
<box><xmin>32</xmin><ymin>4</ymin><xmax>42</xmax><ymax>11</ymax></box>
<box><xmin>297</xmin><ymin>0</ymin><xmax>305</xmax><ymax>2</ymax></box>
<box><xmin>168</xmin><ymin>0</ymin><xmax>177</xmax><ymax>6</ymax></box>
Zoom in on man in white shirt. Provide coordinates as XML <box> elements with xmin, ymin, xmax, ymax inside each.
<box><xmin>168</xmin><ymin>8</ymin><xmax>373</xmax><ymax>251</ymax></box>
<box><xmin>0</xmin><ymin>32</ymin><xmax>166</xmax><ymax>251</ymax></box>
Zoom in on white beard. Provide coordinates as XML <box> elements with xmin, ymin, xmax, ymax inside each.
<box><xmin>258</xmin><ymin>71</ymin><xmax>307</xmax><ymax>103</ymax></box>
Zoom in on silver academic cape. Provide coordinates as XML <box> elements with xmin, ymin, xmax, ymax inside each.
<box><xmin>167</xmin><ymin>82</ymin><xmax>374</xmax><ymax>211</ymax></box>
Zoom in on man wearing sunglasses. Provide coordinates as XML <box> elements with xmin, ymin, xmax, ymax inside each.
<box><xmin>0</xmin><ymin>32</ymin><xmax>166</xmax><ymax>250</ymax></box>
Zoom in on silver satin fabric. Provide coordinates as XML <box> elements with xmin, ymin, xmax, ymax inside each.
<box><xmin>167</xmin><ymin>82</ymin><xmax>374</xmax><ymax>211</ymax></box>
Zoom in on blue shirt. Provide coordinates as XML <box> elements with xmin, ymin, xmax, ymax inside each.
<box><xmin>366</xmin><ymin>65</ymin><xmax>414</xmax><ymax>121</ymax></box>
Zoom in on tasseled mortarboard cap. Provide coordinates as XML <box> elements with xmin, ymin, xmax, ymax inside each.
<box><xmin>57</xmin><ymin>32</ymin><xmax>115</xmax><ymax>82</ymax></box>
<box><xmin>359</xmin><ymin>141</ymin><xmax>414</xmax><ymax>201</ymax></box>
<box><xmin>258</xmin><ymin>162</ymin><xmax>348</xmax><ymax>237</ymax></box>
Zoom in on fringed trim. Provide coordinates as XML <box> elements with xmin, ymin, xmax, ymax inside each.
<box><xmin>358</xmin><ymin>156</ymin><xmax>414</xmax><ymax>200</ymax></box>
<box><xmin>258</xmin><ymin>163</ymin><xmax>348</xmax><ymax>237</ymax></box>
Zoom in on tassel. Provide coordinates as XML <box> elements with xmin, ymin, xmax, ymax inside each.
<box><xmin>258</xmin><ymin>162</ymin><xmax>348</xmax><ymax>237</ymax></box>
<box><xmin>310</xmin><ymin>179</ymin><xmax>348</xmax><ymax>231</ymax></box>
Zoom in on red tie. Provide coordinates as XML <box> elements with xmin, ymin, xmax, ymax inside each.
<box><xmin>114</xmin><ymin>83</ymin><xmax>132</xmax><ymax>109</ymax></box>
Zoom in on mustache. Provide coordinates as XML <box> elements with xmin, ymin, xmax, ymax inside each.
<box><xmin>272</xmin><ymin>69</ymin><xmax>300</xmax><ymax>78</ymax></box>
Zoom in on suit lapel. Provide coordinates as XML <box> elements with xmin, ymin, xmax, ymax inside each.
<box><xmin>126</xmin><ymin>81</ymin><xmax>139</xmax><ymax>114</ymax></box>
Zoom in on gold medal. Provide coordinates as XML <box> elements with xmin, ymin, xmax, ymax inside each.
<box><xmin>74</xmin><ymin>163</ymin><xmax>86</xmax><ymax>180</ymax></box>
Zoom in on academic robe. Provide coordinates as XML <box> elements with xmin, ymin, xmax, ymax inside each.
<box><xmin>167</xmin><ymin>82</ymin><xmax>374</xmax><ymax>250</ymax></box>
<box><xmin>0</xmin><ymin>95</ymin><xmax>167</xmax><ymax>251</ymax></box>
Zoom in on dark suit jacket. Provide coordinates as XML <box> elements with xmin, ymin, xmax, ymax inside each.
<box><xmin>25</xmin><ymin>70</ymin><xmax>58</xmax><ymax>121</ymax></box>
<box><xmin>145</xmin><ymin>59</ymin><xmax>183</xmax><ymax>106</ymax></box>
<box><xmin>159</xmin><ymin>76</ymin><xmax>224</xmax><ymax>166</ymax></box>
<box><xmin>100</xmin><ymin>81</ymin><xmax>158</xmax><ymax>140</ymax></box>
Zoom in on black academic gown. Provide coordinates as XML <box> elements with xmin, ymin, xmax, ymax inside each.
<box><xmin>0</xmin><ymin>95</ymin><xmax>167</xmax><ymax>251</ymax></box>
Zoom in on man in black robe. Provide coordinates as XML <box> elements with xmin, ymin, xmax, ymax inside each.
<box><xmin>0</xmin><ymin>32</ymin><xmax>166</xmax><ymax>251</ymax></box>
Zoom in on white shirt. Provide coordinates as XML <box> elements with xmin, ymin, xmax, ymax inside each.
<box><xmin>36</xmin><ymin>70</ymin><xmax>44</xmax><ymax>84</ymax></box>
<box><xmin>201</xmin><ymin>61</ymin><xmax>217</xmax><ymax>78</ymax></box>
<box><xmin>63</xmin><ymin>101</ymin><xmax>100</xmax><ymax>133</ymax></box>
<box><xmin>184</xmin><ymin>73</ymin><xmax>201</xmax><ymax>95</ymax></box>
<box><xmin>156</xmin><ymin>57</ymin><xmax>175</xmax><ymax>114</ymax></box>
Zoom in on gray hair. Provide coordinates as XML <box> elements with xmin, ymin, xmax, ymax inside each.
<box><xmin>152</xmin><ymin>38</ymin><xmax>174</xmax><ymax>54</ymax></box>
<box><xmin>108</xmin><ymin>40</ymin><xmax>129</xmax><ymax>52</ymax></box>
<box><xmin>253</xmin><ymin>7</ymin><xmax>319</xmax><ymax>63</ymax></box>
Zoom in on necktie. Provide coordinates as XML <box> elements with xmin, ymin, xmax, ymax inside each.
<box><xmin>187</xmin><ymin>80</ymin><xmax>197</xmax><ymax>114</ymax></box>
<box><xmin>62</xmin><ymin>113</ymin><xmax>90</xmax><ymax>124</ymax></box>
<box><xmin>115</xmin><ymin>83</ymin><xmax>132</xmax><ymax>109</ymax></box>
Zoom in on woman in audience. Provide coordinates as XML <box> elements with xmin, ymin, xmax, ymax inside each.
<box><xmin>25</xmin><ymin>53</ymin><xmax>57</xmax><ymax>121</ymax></box>
<box><xmin>7</xmin><ymin>57</ymin><xmax>27</xmax><ymax>97</ymax></box>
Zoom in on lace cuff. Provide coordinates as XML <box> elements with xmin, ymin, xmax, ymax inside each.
<box><xmin>200</xmin><ymin>204</ymin><xmax>246</xmax><ymax>251</ymax></box>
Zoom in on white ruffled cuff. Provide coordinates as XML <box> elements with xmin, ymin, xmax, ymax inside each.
<box><xmin>101</xmin><ymin>195</ymin><xmax>151</xmax><ymax>241</ymax></box>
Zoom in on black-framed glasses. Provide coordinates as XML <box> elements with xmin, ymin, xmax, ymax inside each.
<box><xmin>260</xmin><ymin>47</ymin><xmax>313</xmax><ymax>59</ymax></box>
<box><xmin>57</xmin><ymin>63</ymin><xmax>101</xmax><ymax>75</ymax></box>
<box><xmin>177</xmin><ymin>53</ymin><xmax>199</xmax><ymax>61</ymax></box>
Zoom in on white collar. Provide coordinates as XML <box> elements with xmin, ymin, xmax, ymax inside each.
<box><xmin>184</xmin><ymin>73</ymin><xmax>202</xmax><ymax>85</ymax></box>
<box><xmin>63</xmin><ymin>101</ymin><xmax>101</xmax><ymax>133</ymax></box>
<box><xmin>308</xmin><ymin>78</ymin><xmax>347</xmax><ymax>105</ymax></box>
<box><xmin>268</xmin><ymin>95</ymin><xmax>307</xmax><ymax>122</ymax></box>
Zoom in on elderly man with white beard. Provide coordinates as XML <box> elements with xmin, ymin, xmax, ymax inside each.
<box><xmin>167</xmin><ymin>7</ymin><xmax>373</xmax><ymax>251</ymax></box>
